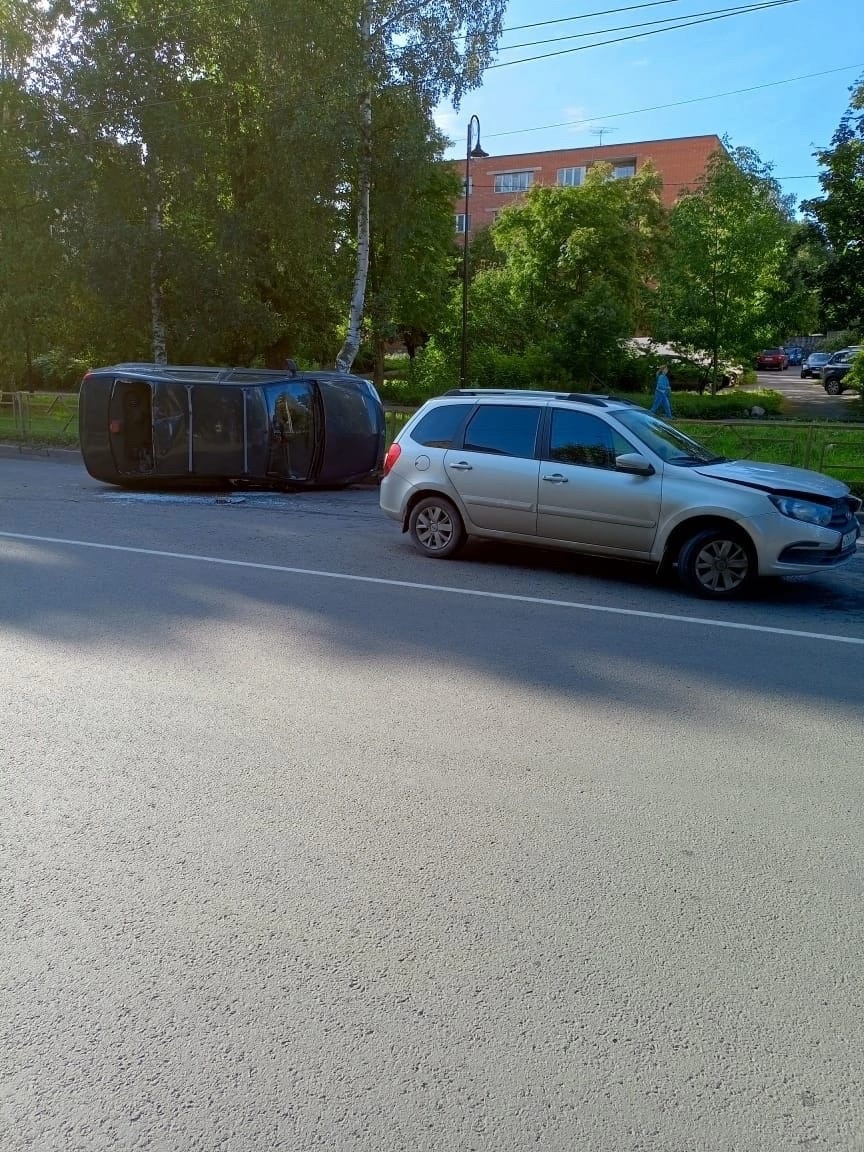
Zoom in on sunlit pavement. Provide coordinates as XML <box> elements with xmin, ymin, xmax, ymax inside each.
<box><xmin>2</xmin><ymin>456</ymin><xmax>863</xmax><ymax>1152</ymax></box>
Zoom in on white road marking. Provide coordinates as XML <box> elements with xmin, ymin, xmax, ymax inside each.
<box><xmin>1</xmin><ymin>530</ymin><xmax>862</xmax><ymax>647</ymax></box>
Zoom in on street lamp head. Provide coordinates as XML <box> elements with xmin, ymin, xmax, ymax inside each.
<box><xmin>469</xmin><ymin>142</ymin><xmax>489</xmax><ymax>159</ymax></box>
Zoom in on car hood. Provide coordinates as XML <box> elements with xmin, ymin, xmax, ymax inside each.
<box><xmin>693</xmin><ymin>460</ymin><xmax>849</xmax><ymax>498</ymax></box>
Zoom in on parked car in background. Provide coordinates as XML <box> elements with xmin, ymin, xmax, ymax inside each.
<box><xmin>820</xmin><ymin>348</ymin><xmax>863</xmax><ymax>396</ymax></box>
<box><xmin>380</xmin><ymin>389</ymin><xmax>860</xmax><ymax>600</ymax></box>
<box><xmin>79</xmin><ymin>363</ymin><xmax>385</xmax><ymax>488</ymax></box>
<box><xmin>800</xmin><ymin>351</ymin><xmax>831</xmax><ymax>379</ymax></box>
<box><xmin>783</xmin><ymin>345</ymin><xmax>805</xmax><ymax>366</ymax></box>
<box><xmin>756</xmin><ymin>348</ymin><xmax>789</xmax><ymax>371</ymax></box>
<box><xmin>627</xmin><ymin>338</ymin><xmax>741</xmax><ymax>390</ymax></box>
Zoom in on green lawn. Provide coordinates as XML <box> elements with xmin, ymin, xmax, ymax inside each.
<box><xmin>676</xmin><ymin>421</ymin><xmax>864</xmax><ymax>483</ymax></box>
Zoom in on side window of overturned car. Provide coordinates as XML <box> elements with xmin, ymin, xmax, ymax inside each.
<box><xmin>275</xmin><ymin>390</ymin><xmax>312</xmax><ymax>439</ymax></box>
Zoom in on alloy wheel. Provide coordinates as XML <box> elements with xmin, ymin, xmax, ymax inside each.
<box><xmin>692</xmin><ymin>538</ymin><xmax>750</xmax><ymax>594</ymax></box>
<box><xmin>415</xmin><ymin>504</ymin><xmax>455</xmax><ymax>552</ymax></box>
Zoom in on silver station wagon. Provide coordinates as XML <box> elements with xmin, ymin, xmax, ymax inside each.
<box><xmin>380</xmin><ymin>390</ymin><xmax>860</xmax><ymax>599</ymax></box>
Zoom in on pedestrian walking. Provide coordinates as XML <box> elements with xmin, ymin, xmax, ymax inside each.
<box><xmin>649</xmin><ymin>363</ymin><xmax>673</xmax><ymax>418</ymax></box>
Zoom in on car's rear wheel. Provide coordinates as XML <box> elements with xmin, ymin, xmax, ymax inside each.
<box><xmin>677</xmin><ymin>528</ymin><xmax>755</xmax><ymax>599</ymax></box>
<box><xmin>408</xmin><ymin>495</ymin><xmax>466</xmax><ymax>559</ymax></box>
<box><xmin>824</xmin><ymin>378</ymin><xmax>844</xmax><ymax>396</ymax></box>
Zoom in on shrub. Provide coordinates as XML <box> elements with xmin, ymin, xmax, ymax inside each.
<box><xmin>30</xmin><ymin>351</ymin><xmax>93</xmax><ymax>391</ymax></box>
<box><xmin>821</xmin><ymin>330</ymin><xmax>862</xmax><ymax>354</ymax></box>
<box><xmin>844</xmin><ymin>350</ymin><xmax>864</xmax><ymax>399</ymax></box>
<box><xmin>618</xmin><ymin>389</ymin><xmax>784</xmax><ymax>419</ymax></box>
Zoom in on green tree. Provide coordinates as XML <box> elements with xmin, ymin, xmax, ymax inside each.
<box><xmin>46</xmin><ymin>0</ymin><xmax>355</xmax><ymax>367</ymax></box>
<box><xmin>366</xmin><ymin>88</ymin><xmax>460</xmax><ymax>385</ymax></box>
<box><xmin>467</xmin><ymin>163</ymin><xmax>666</xmax><ymax>381</ymax></box>
<box><xmin>334</xmin><ymin>0</ymin><xmax>506</xmax><ymax>374</ymax></box>
<box><xmin>0</xmin><ymin>1</ymin><xmax>65</xmax><ymax>386</ymax></box>
<box><xmin>803</xmin><ymin>75</ymin><xmax>864</xmax><ymax>332</ymax></box>
<box><xmin>652</xmin><ymin>145</ymin><xmax>793</xmax><ymax>391</ymax></box>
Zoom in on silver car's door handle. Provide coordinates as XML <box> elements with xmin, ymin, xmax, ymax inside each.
<box><xmin>542</xmin><ymin>473</ymin><xmax>568</xmax><ymax>483</ymax></box>
<box><xmin>448</xmin><ymin>461</ymin><xmax>473</xmax><ymax>471</ymax></box>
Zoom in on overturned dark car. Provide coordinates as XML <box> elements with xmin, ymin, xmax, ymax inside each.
<box><xmin>79</xmin><ymin>364</ymin><xmax>385</xmax><ymax>489</ymax></box>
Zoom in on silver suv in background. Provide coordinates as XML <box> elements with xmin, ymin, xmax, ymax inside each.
<box><xmin>380</xmin><ymin>390</ymin><xmax>860</xmax><ymax>599</ymax></box>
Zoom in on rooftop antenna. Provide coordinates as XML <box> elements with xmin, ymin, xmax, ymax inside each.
<box><xmin>589</xmin><ymin>126</ymin><xmax>617</xmax><ymax>147</ymax></box>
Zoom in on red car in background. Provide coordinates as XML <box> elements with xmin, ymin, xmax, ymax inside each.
<box><xmin>756</xmin><ymin>348</ymin><xmax>789</xmax><ymax>370</ymax></box>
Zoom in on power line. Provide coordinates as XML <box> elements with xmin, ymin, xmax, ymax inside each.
<box><xmin>496</xmin><ymin>1</ymin><xmax>790</xmax><ymax>52</ymax></box>
<box><xmin>488</xmin><ymin>0</ymin><xmax>797</xmax><ymax>69</ymax></box>
<box><xmin>484</xmin><ymin>63</ymin><xmax>864</xmax><ymax>140</ymax></box>
<box><xmin>501</xmin><ymin>0</ymin><xmax>692</xmax><ymax>33</ymax></box>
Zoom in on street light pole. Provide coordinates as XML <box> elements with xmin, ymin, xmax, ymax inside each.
<box><xmin>460</xmin><ymin>115</ymin><xmax>488</xmax><ymax>390</ymax></box>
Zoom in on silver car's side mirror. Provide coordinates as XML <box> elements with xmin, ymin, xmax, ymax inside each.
<box><xmin>615</xmin><ymin>453</ymin><xmax>655</xmax><ymax>477</ymax></box>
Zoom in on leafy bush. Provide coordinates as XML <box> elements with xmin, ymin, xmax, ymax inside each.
<box><xmin>844</xmin><ymin>350</ymin><xmax>864</xmax><ymax>399</ymax></box>
<box><xmin>376</xmin><ymin>341</ymin><xmax>785</xmax><ymax>422</ymax></box>
<box><xmin>377</xmin><ymin>340</ymin><xmax>570</xmax><ymax>405</ymax></box>
<box><xmin>821</xmin><ymin>330</ymin><xmax>862</xmax><ymax>354</ymax></box>
<box><xmin>30</xmin><ymin>351</ymin><xmax>92</xmax><ymax>391</ymax></box>
<box><xmin>617</xmin><ymin>389</ymin><xmax>784</xmax><ymax>419</ymax></box>
<box><xmin>469</xmin><ymin>345</ymin><xmax>567</xmax><ymax>390</ymax></box>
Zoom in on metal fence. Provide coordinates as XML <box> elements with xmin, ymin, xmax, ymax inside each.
<box><xmin>0</xmin><ymin>390</ymin><xmax>79</xmax><ymax>444</ymax></box>
<box><xmin>676</xmin><ymin>420</ymin><xmax>864</xmax><ymax>480</ymax></box>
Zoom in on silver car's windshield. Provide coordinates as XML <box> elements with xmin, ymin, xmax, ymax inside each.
<box><xmin>615</xmin><ymin>409</ymin><xmax>725</xmax><ymax>465</ymax></box>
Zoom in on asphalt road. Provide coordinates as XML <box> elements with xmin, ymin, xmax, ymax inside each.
<box><xmin>2</xmin><ymin>456</ymin><xmax>864</xmax><ymax>1152</ymax></box>
<box><xmin>748</xmin><ymin>366</ymin><xmax>862</xmax><ymax>417</ymax></box>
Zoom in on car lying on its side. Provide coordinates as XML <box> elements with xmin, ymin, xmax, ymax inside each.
<box><xmin>627</xmin><ymin>338</ymin><xmax>741</xmax><ymax>390</ymax></box>
<box><xmin>380</xmin><ymin>389</ymin><xmax>860</xmax><ymax>600</ymax></box>
<box><xmin>79</xmin><ymin>363</ymin><xmax>385</xmax><ymax>489</ymax></box>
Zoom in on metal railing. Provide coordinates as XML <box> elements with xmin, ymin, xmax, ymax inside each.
<box><xmin>0</xmin><ymin>390</ymin><xmax>79</xmax><ymax>445</ymax></box>
<box><xmin>676</xmin><ymin>419</ymin><xmax>864</xmax><ymax>479</ymax></box>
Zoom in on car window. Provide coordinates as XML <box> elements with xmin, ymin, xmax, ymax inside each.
<box><xmin>615</xmin><ymin>409</ymin><xmax>724</xmax><ymax>465</ymax></box>
<box><xmin>462</xmin><ymin>404</ymin><xmax>541</xmax><ymax>459</ymax></box>
<box><xmin>410</xmin><ymin>403</ymin><xmax>473</xmax><ymax>448</ymax></box>
<box><xmin>547</xmin><ymin>409</ymin><xmax>632</xmax><ymax>470</ymax></box>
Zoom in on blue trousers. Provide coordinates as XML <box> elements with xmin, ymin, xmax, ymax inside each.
<box><xmin>650</xmin><ymin>391</ymin><xmax>672</xmax><ymax>417</ymax></box>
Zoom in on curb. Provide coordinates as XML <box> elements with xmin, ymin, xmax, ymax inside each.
<box><xmin>0</xmin><ymin>442</ymin><xmax>82</xmax><ymax>463</ymax></box>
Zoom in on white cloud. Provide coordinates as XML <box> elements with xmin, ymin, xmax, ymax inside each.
<box><xmin>433</xmin><ymin>107</ymin><xmax>459</xmax><ymax>146</ymax></box>
<box><xmin>561</xmin><ymin>105</ymin><xmax>592</xmax><ymax>134</ymax></box>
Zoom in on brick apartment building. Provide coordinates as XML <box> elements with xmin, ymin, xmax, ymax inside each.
<box><xmin>453</xmin><ymin>134</ymin><xmax>723</xmax><ymax>237</ymax></box>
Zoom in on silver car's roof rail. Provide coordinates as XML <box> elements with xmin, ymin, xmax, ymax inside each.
<box><xmin>442</xmin><ymin>388</ymin><xmax>638</xmax><ymax>408</ymax></box>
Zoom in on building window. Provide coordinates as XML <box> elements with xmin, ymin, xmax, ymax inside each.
<box><xmin>557</xmin><ymin>166</ymin><xmax>586</xmax><ymax>188</ymax></box>
<box><xmin>454</xmin><ymin>213</ymin><xmax>471</xmax><ymax>234</ymax></box>
<box><xmin>494</xmin><ymin>171</ymin><xmax>534</xmax><ymax>194</ymax></box>
<box><xmin>612</xmin><ymin>161</ymin><xmax>637</xmax><ymax>180</ymax></box>
<box><xmin>461</xmin><ymin>176</ymin><xmax>473</xmax><ymax>196</ymax></box>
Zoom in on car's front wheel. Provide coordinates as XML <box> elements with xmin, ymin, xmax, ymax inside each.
<box><xmin>408</xmin><ymin>495</ymin><xmax>466</xmax><ymax>559</ymax></box>
<box><xmin>677</xmin><ymin>527</ymin><xmax>755</xmax><ymax>599</ymax></box>
<box><xmin>824</xmin><ymin>378</ymin><xmax>844</xmax><ymax>396</ymax></box>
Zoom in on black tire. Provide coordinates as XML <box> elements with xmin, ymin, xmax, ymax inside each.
<box><xmin>824</xmin><ymin>378</ymin><xmax>843</xmax><ymax>396</ymax></box>
<box><xmin>677</xmin><ymin>527</ymin><xmax>755</xmax><ymax>599</ymax></box>
<box><xmin>408</xmin><ymin>495</ymin><xmax>466</xmax><ymax>559</ymax></box>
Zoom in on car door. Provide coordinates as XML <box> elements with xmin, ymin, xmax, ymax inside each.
<box><xmin>537</xmin><ymin>407</ymin><xmax>661</xmax><ymax>556</ymax></box>
<box><xmin>191</xmin><ymin>386</ymin><xmax>246</xmax><ymax>477</ymax></box>
<box><xmin>268</xmin><ymin>382</ymin><xmax>317</xmax><ymax>481</ymax></box>
<box><xmin>443</xmin><ymin>403</ymin><xmax>542</xmax><ymax>535</ymax></box>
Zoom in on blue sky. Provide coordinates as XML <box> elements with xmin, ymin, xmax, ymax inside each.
<box><xmin>436</xmin><ymin>0</ymin><xmax>863</xmax><ymax>211</ymax></box>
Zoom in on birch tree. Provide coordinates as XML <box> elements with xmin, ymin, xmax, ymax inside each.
<box><xmin>334</xmin><ymin>0</ymin><xmax>506</xmax><ymax>373</ymax></box>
